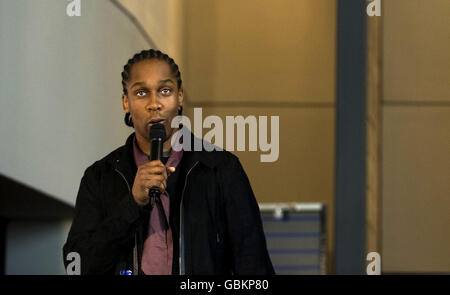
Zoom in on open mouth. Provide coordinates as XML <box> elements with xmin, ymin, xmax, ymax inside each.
<box><xmin>148</xmin><ymin>118</ymin><xmax>165</xmax><ymax>126</ymax></box>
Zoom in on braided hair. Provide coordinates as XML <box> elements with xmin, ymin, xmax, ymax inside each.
<box><xmin>121</xmin><ymin>49</ymin><xmax>183</xmax><ymax>127</ymax></box>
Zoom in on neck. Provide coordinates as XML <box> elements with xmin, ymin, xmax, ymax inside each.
<box><xmin>135</xmin><ymin>129</ymin><xmax>176</xmax><ymax>156</ymax></box>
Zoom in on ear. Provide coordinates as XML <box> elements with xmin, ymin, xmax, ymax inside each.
<box><xmin>177</xmin><ymin>88</ymin><xmax>184</xmax><ymax>109</ymax></box>
<box><xmin>122</xmin><ymin>94</ymin><xmax>130</xmax><ymax>113</ymax></box>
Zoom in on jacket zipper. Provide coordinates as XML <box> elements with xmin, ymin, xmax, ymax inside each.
<box><xmin>179</xmin><ymin>161</ymin><xmax>199</xmax><ymax>275</ymax></box>
<box><xmin>114</xmin><ymin>167</ymin><xmax>139</xmax><ymax>276</ymax></box>
<box><xmin>116</xmin><ymin>160</ymin><xmax>200</xmax><ymax>275</ymax></box>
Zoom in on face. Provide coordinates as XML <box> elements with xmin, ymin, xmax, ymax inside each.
<box><xmin>122</xmin><ymin>59</ymin><xmax>183</xmax><ymax>147</ymax></box>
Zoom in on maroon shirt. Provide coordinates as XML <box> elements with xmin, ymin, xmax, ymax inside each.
<box><xmin>133</xmin><ymin>134</ymin><xmax>183</xmax><ymax>275</ymax></box>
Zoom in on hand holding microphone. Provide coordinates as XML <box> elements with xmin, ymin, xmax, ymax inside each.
<box><xmin>131</xmin><ymin>124</ymin><xmax>175</xmax><ymax>207</ymax></box>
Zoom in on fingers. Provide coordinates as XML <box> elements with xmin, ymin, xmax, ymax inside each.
<box><xmin>142</xmin><ymin>178</ymin><xmax>167</xmax><ymax>193</ymax></box>
<box><xmin>160</xmin><ymin>179</ymin><xmax>167</xmax><ymax>192</ymax></box>
<box><xmin>138</xmin><ymin>162</ymin><xmax>176</xmax><ymax>179</ymax></box>
<box><xmin>136</xmin><ymin>161</ymin><xmax>176</xmax><ymax>194</ymax></box>
<box><xmin>139</xmin><ymin>160</ymin><xmax>165</xmax><ymax>170</ymax></box>
<box><xmin>138</xmin><ymin>161</ymin><xmax>167</xmax><ymax>176</ymax></box>
<box><xmin>139</xmin><ymin>161</ymin><xmax>176</xmax><ymax>173</ymax></box>
<box><xmin>139</xmin><ymin>165</ymin><xmax>175</xmax><ymax>177</ymax></box>
<box><xmin>140</xmin><ymin>168</ymin><xmax>167</xmax><ymax>181</ymax></box>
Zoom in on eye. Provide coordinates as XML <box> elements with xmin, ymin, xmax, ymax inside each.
<box><xmin>136</xmin><ymin>90</ymin><xmax>147</xmax><ymax>97</ymax></box>
<box><xmin>161</xmin><ymin>88</ymin><xmax>172</xmax><ymax>95</ymax></box>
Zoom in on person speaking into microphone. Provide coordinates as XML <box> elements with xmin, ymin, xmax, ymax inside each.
<box><xmin>63</xmin><ymin>49</ymin><xmax>274</xmax><ymax>275</ymax></box>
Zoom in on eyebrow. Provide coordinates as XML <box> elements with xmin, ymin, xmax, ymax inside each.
<box><xmin>130</xmin><ymin>79</ymin><xmax>175</xmax><ymax>89</ymax></box>
<box><xmin>159</xmin><ymin>79</ymin><xmax>175</xmax><ymax>85</ymax></box>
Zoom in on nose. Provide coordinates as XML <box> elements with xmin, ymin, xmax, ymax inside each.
<box><xmin>145</xmin><ymin>92</ymin><xmax>162</xmax><ymax>112</ymax></box>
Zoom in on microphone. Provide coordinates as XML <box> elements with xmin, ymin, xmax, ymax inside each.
<box><xmin>148</xmin><ymin>123</ymin><xmax>166</xmax><ymax>205</ymax></box>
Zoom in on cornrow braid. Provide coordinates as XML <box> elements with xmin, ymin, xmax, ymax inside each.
<box><xmin>121</xmin><ymin>49</ymin><xmax>182</xmax><ymax>95</ymax></box>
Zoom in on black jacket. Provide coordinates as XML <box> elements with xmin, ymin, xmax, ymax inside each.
<box><xmin>63</xmin><ymin>131</ymin><xmax>274</xmax><ymax>275</ymax></box>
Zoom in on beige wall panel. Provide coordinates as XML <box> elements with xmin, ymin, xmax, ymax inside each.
<box><xmin>381</xmin><ymin>106</ymin><xmax>450</xmax><ymax>272</ymax></box>
<box><xmin>183</xmin><ymin>106</ymin><xmax>335</xmax><ymax>203</ymax></box>
<box><xmin>118</xmin><ymin>0</ymin><xmax>185</xmax><ymax>64</ymax></box>
<box><xmin>118</xmin><ymin>0</ymin><xmax>169</xmax><ymax>49</ymax></box>
<box><xmin>183</xmin><ymin>0</ymin><xmax>336</xmax><ymax>104</ymax></box>
<box><xmin>383</xmin><ymin>0</ymin><xmax>450</xmax><ymax>102</ymax></box>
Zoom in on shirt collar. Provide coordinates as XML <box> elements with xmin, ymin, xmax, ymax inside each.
<box><xmin>133</xmin><ymin>133</ymin><xmax>184</xmax><ymax>168</ymax></box>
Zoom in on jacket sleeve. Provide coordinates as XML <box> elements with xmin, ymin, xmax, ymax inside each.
<box><xmin>221</xmin><ymin>155</ymin><xmax>275</xmax><ymax>275</ymax></box>
<box><xmin>62</xmin><ymin>164</ymin><xmax>144</xmax><ymax>274</ymax></box>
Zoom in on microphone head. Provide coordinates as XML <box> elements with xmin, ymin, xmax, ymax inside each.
<box><xmin>149</xmin><ymin>123</ymin><xmax>166</xmax><ymax>141</ymax></box>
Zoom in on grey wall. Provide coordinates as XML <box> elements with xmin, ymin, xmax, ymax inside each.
<box><xmin>0</xmin><ymin>0</ymin><xmax>149</xmax><ymax>207</ymax></box>
<box><xmin>0</xmin><ymin>0</ymin><xmax>153</xmax><ymax>275</ymax></box>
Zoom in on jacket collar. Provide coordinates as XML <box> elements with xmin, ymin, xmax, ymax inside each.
<box><xmin>183</xmin><ymin>131</ymin><xmax>220</xmax><ymax>170</ymax></box>
<box><xmin>114</xmin><ymin>132</ymin><xmax>138</xmax><ymax>189</ymax></box>
<box><xmin>115</xmin><ymin>129</ymin><xmax>220</xmax><ymax>182</ymax></box>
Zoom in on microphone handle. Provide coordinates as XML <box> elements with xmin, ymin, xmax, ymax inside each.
<box><xmin>148</xmin><ymin>138</ymin><xmax>164</xmax><ymax>201</ymax></box>
<box><xmin>149</xmin><ymin>187</ymin><xmax>161</xmax><ymax>201</ymax></box>
<box><xmin>149</xmin><ymin>138</ymin><xmax>163</xmax><ymax>161</ymax></box>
